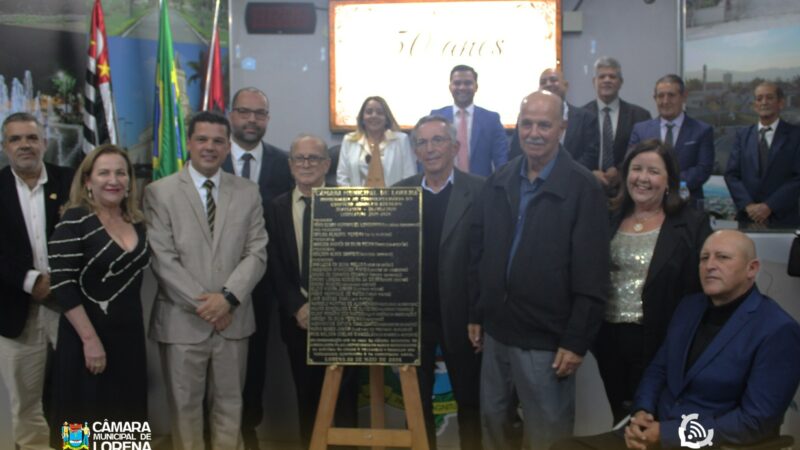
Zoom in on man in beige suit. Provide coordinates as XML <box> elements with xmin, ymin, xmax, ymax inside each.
<box><xmin>144</xmin><ymin>111</ymin><xmax>268</xmax><ymax>450</ymax></box>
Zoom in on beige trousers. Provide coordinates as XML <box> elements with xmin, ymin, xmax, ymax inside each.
<box><xmin>160</xmin><ymin>333</ymin><xmax>248</xmax><ymax>450</ymax></box>
<box><xmin>0</xmin><ymin>305</ymin><xmax>59</xmax><ymax>450</ymax></box>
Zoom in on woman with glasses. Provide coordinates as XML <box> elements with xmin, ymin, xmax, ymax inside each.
<box><xmin>336</xmin><ymin>96</ymin><xmax>416</xmax><ymax>187</ymax></box>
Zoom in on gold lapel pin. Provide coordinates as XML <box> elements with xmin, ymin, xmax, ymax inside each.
<box><xmin>49</xmin><ymin>193</ymin><xmax>57</xmax><ymax>200</ymax></box>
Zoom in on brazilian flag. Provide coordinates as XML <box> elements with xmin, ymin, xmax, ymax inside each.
<box><xmin>152</xmin><ymin>0</ymin><xmax>187</xmax><ymax>180</ymax></box>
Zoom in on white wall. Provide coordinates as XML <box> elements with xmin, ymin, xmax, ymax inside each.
<box><xmin>229</xmin><ymin>0</ymin><xmax>681</xmax><ymax>150</ymax></box>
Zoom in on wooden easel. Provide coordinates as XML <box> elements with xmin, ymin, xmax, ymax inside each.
<box><xmin>309</xmin><ymin>365</ymin><xmax>429</xmax><ymax>450</ymax></box>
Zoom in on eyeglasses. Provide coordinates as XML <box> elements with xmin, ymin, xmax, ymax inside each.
<box><xmin>289</xmin><ymin>155</ymin><xmax>329</xmax><ymax>166</ymax></box>
<box><xmin>414</xmin><ymin>135</ymin><xmax>451</xmax><ymax>149</ymax></box>
<box><xmin>232</xmin><ymin>107</ymin><xmax>269</xmax><ymax>120</ymax></box>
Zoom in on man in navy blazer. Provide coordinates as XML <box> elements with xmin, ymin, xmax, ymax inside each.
<box><xmin>629</xmin><ymin>74</ymin><xmax>714</xmax><ymax>200</ymax></box>
<box><xmin>430</xmin><ymin>64</ymin><xmax>508</xmax><ymax>176</ymax></box>
<box><xmin>508</xmin><ymin>68</ymin><xmax>601</xmax><ymax>171</ymax></box>
<box><xmin>553</xmin><ymin>230</ymin><xmax>800</xmax><ymax>450</ymax></box>
<box><xmin>725</xmin><ymin>82</ymin><xmax>800</xmax><ymax>228</ymax></box>
<box><xmin>224</xmin><ymin>87</ymin><xmax>293</xmax><ymax>450</ymax></box>
<box><xmin>626</xmin><ymin>230</ymin><xmax>800</xmax><ymax>449</ymax></box>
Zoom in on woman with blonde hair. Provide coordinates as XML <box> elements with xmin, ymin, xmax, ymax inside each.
<box><xmin>48</xmin><ymin>144</ymin><xmax>150</xmax><ymax>428</ymax></box>
<box><xmin>336</xmin><ymin>96</ymin><xmax>416</xmax><ymax>187</ymax></box>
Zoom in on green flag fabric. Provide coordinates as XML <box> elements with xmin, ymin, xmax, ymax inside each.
<box><xmin>152</xmin><ymin>1</ymin><xmax>187</xmax><ymax>180</ymax></box>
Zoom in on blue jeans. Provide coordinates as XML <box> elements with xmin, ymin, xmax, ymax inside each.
<box><xmin>481</xmin><ymin>333</ymin><xmax>575</xmax><ymax>450</ymax></box>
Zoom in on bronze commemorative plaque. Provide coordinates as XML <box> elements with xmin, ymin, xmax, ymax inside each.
<box><xmin>308</xmin><ymin>187</ymin><xmax>421</xmax><ymax>365</ymax></box>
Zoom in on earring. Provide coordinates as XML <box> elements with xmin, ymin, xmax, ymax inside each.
<box><xmin>664</xmin><ymin>188</ymin><xmax>669</xmax><ymax>197</ymax></box>
<box><xmin>124</xmin><ymin>189</ymin><xmax>129</xmax><ymax>199</ymax></box>
<box><xmin>86</xmin><ymin>187</ymin><xmax>93</xmax><ymax>200</ymax></box>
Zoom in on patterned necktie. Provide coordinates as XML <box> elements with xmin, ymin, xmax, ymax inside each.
<box><xmin>758</xmin><ymin>127</ymin><xmax>771</xmax><ymax>177</ymax></box>
<box><xmin>301</xmin><ymin>196</ymin><xmax>311</xmax><ymax>290</ymax></box>
<box><xmin>365</xmin><ymin>142</ymin><xmax>385</xmax><ymax>187</ymax></box>
<box><xmin>203</xmin><ymin>179</ymin><xmax>216</xmax><ymax>237</ymax></box>
<box><xmin>664</xmin><ymin>123</ymin><xmax>675</xmax><ymax>148</ymax></box>
<box><xmin>241</xmin><ymin>153</ymin><xmax>253</xmax><ymax>181</ymax></box>
<box><xmin>601</xmin><ymin>106</ymin><xmax>614</xmax><ymax>170</ymax></box>
<box><xmin>457</xmin><ymin>108</ymin><xmax>470</xmax><ymax>173</ymax></box>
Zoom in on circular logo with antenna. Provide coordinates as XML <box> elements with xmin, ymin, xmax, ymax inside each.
<box><xmin>679</xmin><ymin>413</ymin><xmax>714</xmax><ymax>448</ymax></box>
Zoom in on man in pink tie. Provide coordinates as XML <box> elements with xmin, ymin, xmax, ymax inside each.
<box><xmin>431</xmin><ymin>64</ymin><xmax>509</xmax><ymax>177</ymax></box>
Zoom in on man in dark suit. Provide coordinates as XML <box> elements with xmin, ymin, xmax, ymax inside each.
<box><xmin>508</xmin><ymin>68</ymin><xmax>600</xmax><ymax>171</ymax></box>
<box><xmin>629</xmin><ymin>74</ymin><xmax>714</xmax><ymax>201</ymax></box>
<box><xmin>430</xmin><ymin>64</ymin><xmax>508</xmax><ymax>176</ymax></box>
<box><xmin>553</xmin><ymin>230</ymin><xmax>800</xmax><ymax>450</ymax></box>
<box><xmin>0</xmin><ymin>112</ymin><xmax>72</xmax><ymax>450</ymax></box>
<box><xmin>225</xmin><ymin>87</ymin><xmax>293</xmax><ymax>450</ymax></box>
<box><xmin>725</xmin><ymin>82</ymin><xmax>800</xmax><ymax>228</ymax></box>
<box><xmin>265</xmin><ymin>135</ymin><xmax>357</xmax><ymax>448</ymax></box>
<box><xmin>395</xmin><ymin>116</ymin><xmax>484</xmax><ymax>450</ymax></box>
<box><xmin>582</xmin><ymin>57</ymin><xmax>651</xmax><ymax>191</ymax></box>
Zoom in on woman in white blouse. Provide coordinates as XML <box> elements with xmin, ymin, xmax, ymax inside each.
<box><xmin>336</xmin><ymin>96</ymin><xmax>416</xmax><ymax>187</ymax></box>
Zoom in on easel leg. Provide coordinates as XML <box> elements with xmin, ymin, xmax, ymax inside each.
<box><xmin>399</xmin><ymin>366</ymin><xmax>429</xmax><ymax>450</ymax></box>
<box><xmin>309</xmin><ymin>365</ymin><xmax>344</xmax><ymax>450</ymax></box>
<box><xmin>370</xmin><ymin>365</ymin><xmax>386</xmax><ymax>450</ymax></box>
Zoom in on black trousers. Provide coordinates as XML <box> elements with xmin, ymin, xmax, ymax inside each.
<box><xmin>241</xmin><ymin>286</ymin><xmax>271</xmax><ymax>448</ymax></box>
<box><xmin>282</xmin><ymin>313</ymin><xmax>358</xmax><ymax>449</ymax></box>
<box><xmin>418</xmin><ymin>320</ymin><xmax>482</xmax><ymax>450</ymax></box>
<box><xmin>591</xmin><ymin>321</ymin><xmax>646</xmax><ymax>426</ymax></box>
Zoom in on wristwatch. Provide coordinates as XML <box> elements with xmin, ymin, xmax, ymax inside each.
<box><xmin>221</xmin><ymin>287</ymin><xmax>240</xmax><ymax>312</ymax></box>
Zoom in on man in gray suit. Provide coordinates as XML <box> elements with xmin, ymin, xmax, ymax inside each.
<box><xmin>144</xmin><ymin>111</ymin><xmax>268</xmax><ymax>450</ymax></box>
<box><xmin>395</xmin><ymin>115</ymin><xmax>485</xmax><ymax>450</ymax></box>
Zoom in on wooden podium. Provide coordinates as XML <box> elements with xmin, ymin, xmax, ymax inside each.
<box><xmin>309</xmin><ymin>365</ymin><xmax>429</xmax><ymax>450</ymax></box>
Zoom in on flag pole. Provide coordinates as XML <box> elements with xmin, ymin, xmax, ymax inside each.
<box><xmin>202</xmin><ymin>0</ymin><xmax>221</xmax><ymax>110</ymax></box>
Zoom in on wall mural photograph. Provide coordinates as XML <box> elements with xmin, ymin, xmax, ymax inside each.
<box><xmin>684</xmin><ymin>0</ymin><xmax>800</xmax><ymax>219</ymax></box>
<box><xmin>0</xmin><ymin>0</ymin><xmax>228</xmax><ymax>173</ymax></box>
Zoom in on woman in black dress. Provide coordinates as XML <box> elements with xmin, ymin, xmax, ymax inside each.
<box><xmin>48</xmin><ymin>145</ymin><xmax>149</xmax><ymax>426</ymax></box>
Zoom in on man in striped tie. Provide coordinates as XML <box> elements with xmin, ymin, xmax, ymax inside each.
<box><xmin>144</xmin><ymin>111</ymin><xmax>268</xmax><ymax>450</ymax></box>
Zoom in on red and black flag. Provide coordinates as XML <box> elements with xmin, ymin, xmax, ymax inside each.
<box><xmin>83</xmin><ymin>0</ymin><xmax>117</xmax><ymax>153</ymax></box>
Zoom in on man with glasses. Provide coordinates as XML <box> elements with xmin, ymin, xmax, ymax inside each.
<box><xmin>265</xmin><ymin>135</ymin><xmax>357</xmax><ymax>448</ymax></box>
<box><xmin>395</xmin><ymin>115</ymin><xmax>485</xmax><ymax>450</ymax></box>
<box><xmin>225</xmin><ymin>87</ymin><xmax>293</xmax><ymax>450</ymax></box>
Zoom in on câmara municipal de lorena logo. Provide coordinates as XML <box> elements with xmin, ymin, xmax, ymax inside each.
<box><xmin>61</xmin><ymin>420</ymin><xmax>152</xmax><ymax>449</ymax></box>
<box><xmin>62</xmin><ymin>422</ymin><xmax>90</xmax><ymax>450</ymax></box>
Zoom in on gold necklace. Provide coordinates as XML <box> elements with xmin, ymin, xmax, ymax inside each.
<box><xmin>632</xmin><ymin>210</ymin><xmax>662</xmax><ymax>232</ymax></box>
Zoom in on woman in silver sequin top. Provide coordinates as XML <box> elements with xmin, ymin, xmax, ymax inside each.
<box><xmin>593</xmin><ymin>140</ymin><xmax>712</xmax><ymax>424</ymax></box>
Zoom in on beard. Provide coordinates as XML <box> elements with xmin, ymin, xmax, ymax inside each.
<box><xmin>233</xmin><ymin>126</ymin><xmax>265</xmax><ymax>146</ymax></box>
